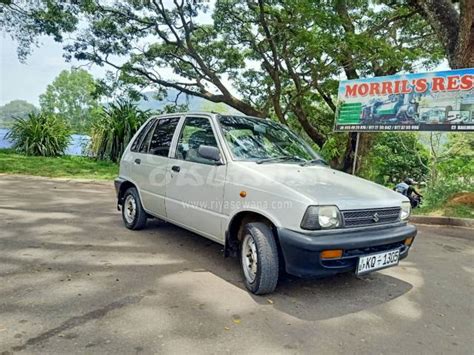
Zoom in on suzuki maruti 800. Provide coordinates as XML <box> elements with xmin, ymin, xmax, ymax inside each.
<box><xmin>115</xmin><ymin>112</ymin><xmax>417</xmax><ymax>294</ymax></box>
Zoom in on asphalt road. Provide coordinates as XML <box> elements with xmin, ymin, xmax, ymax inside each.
<box><xmin>0</xmin><ymin>175</ymin><xmax>473</xmax><ymax>354</ymax></box>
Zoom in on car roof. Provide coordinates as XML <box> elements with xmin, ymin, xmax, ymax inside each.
<box><xmin>151</xmin><ymin>112</ymin><xmax>272</xmax><ymax>122</ymax></box>
<box><xmin>150</xmin><ymin>111</ymin><xmax>226</xmax><ymax>119</ymax></box>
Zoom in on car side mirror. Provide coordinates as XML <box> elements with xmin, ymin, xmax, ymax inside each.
<box><xmin>198</xmin><ymin>145</ymin><xmax>221</xmax><ymax>163</ymax></box>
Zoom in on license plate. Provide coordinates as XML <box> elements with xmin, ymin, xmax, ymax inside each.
<box><xmin>357</xmin><ymin>249</ymin><xmax>400</xmax><ymax>275</ymax></box>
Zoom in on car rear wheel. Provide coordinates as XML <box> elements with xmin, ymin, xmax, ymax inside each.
<box><xmin>240</xmin><ymin>222</ymin><xmax>279</xmax><ymax>295</ymax></box>
<box><xmin>122</xmin><ymin>187</ymin><xmax>147</xmax><ymax>230</ymax></box>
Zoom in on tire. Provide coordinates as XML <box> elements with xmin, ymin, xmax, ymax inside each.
<box><xmin>121</xmin><ymin>187</ymin><xmax>147</xmax><ymax>230</ymax></box>
<box><xmin>240</xmin><ymin>222</ymin><xmax>279</xmax><ymax>295</ymax></box>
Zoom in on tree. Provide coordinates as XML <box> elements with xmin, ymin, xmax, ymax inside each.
<box><xmin>1</xmin><ymin>0</ymin><xmax>445</xmax><ymax>170</ymax></box>
<box><xmin>437</xmin><ymin>133</ymin><xmax>474</xmax><ymax>183</ymax></box>
<box><xmin>419</xmin><ymin>132</ymin><xmax>474</xmax><ymax>185</ymax></box>
<box><xmin>359</xmin><ymin>132</ymin><xmax>430</xmax><ymax>186</ymax></box>
<box><xmin>406</xmin><ymin>0</ymin><xmax>473</xmax><ymax>68</ymax></box>
<box><xmin>0</xmin><ymin>99</ymin><xmax>37</xmax><ymax>127</ymax></box>
<box><xmin>39</xmin><ymin>69</ymin><xmax>99</xmax><ymax>132</ymax></box>
<box><xmin>418</xmin><ymin>132</ymin><xmax>474</xmax><ymax>212</ymax></box>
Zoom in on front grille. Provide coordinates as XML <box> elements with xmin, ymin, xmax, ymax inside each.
<box><xmin>342</xmin><ymin>207</ymin><xmax>400</xmax><ymax>228</ymax></box>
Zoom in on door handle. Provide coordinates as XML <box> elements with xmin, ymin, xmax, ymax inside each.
<box><xmin>134</xmin><ymin>158</ymin><xmax>141</xmax><ymax>164</ymax></box>
<box><xmin>171</xmin><ymin>165</ymin><xmax>181</xmax><ymax>173</ymax></box>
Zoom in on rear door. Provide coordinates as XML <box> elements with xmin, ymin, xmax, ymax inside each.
<box><xmin>165</xmin><ymin>115</ymin><xmax>227</xmax><ymax>243</ymax></box>
<box><xmin>133</xmin><ymin>116</ymin><xmax>181</xmax><ymax>217</ymax></box>
<box><xmin>121</xmin><ymin>118</ymin><xmax>156</xmax><ymax>180</ymax></box>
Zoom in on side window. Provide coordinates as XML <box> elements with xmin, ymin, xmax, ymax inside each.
<box><xmin>130</xmin><ymin>119</ymin><xmax>155</xmax><ymax>152</ymax></box>
<box><xmin>175</xmin><ymin>116</ymin><xmax>218</xmax><ymax>164</ymax></box>
<box><xmin>148</xmin><ymin>117</ymin><xmax>180</xmax><ymax>156</ymax></box>
<box><xmin>138</xmin><ymin>120</ymin><xmax>157</xmax><ymax>153</ymax></box>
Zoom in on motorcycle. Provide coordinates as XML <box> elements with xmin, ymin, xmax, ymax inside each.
<box><xmin>409</xmin><ymin>193</ymin><xmax>423</xmax><ymax>209</ymax></box>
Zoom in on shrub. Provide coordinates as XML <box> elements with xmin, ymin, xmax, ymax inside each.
<box><xmin>89</xmin><ymin>100</ymin><xmax>150</xmax><ymax>162</ymax></box>
<box><xmin>422</xmin><ymin>179</ymin><xmax>473</xmax><ymax>209</ymax></box>
<box><xmin>359</xmin><ymin>132</ymin><xmax>430</xmax><ymax>186</ymax></box>
<box><xmin>6</xmin><ymin>112</ymin><xmax>71</xmax><ymax>156</ymax></box>
<box><xmin>421</xmin><ymin>133</ymin><xmax>473</xmax><ymax>211</ymax></box>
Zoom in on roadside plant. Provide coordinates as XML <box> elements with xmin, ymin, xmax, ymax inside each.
<box><xmin>418</xmin><ymin>133</ymin><xmax>474</xmax><ymax>213</ymax></box>
<box><xmin>359</xmin><ymin>132</ymin><xmax>430</xmax><ymax>186</ymax></box>
<box><xmin>6</xmin><ymin>112</ymin><xmax>71</xmax><ymax>156</ymax></box>
<box><xmin>89</xmin><ymin>100</ymin><xmax>150</xmax><ymax>162</ymax></box>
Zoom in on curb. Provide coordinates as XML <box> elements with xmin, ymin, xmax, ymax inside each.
<box><xmin>410</xmin><ymin>215</ymin><xmax>474</xmax><ymax>228</ymax></box>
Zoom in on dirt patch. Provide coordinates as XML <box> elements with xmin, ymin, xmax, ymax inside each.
<box><xmin>448</xmin><ymin>192</ymin><xmax>474</xmax><ymax>207</ymax></box>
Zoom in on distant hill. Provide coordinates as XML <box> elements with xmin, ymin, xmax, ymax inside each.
<box><xmin>137</xmin><ymin>89</ymin><xmax>239</xmax><ymax>114</ymax></box>
<box><xmin>0</xmin><ymin>100</ymin><xmax>38</xmax><ymax>127</ymax></box>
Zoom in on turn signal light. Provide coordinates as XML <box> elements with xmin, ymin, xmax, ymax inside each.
<box><xmin>321</xmin><ymin>249</ymin><xmax>343</xmax><ymax>259</ymax></box>
<box><xmin>404</xmin><ymin>237</ymin><xmax>414</xmax><ymax>246</ymax></box>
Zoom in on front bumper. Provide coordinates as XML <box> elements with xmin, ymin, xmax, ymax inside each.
<box><xmin>277</xmin><ymin>223</ymin><xmax>417</xmax><ymax>278</ymax></box>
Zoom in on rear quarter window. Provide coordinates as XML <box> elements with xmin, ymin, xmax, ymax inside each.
<box><xmin>130</xmin><ymin>119</ymin><xmax>156</xmax><ymax>152</ymax></box>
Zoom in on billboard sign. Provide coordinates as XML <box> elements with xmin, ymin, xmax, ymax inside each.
<box><xmin>335</xmin><ymin>68</ymin><xmax>474</xmax><ymax>132</ymax></box>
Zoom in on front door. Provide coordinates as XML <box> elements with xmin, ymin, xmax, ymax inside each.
<box><xmin>165</xmin><ymin>115</ymin><xmax>227</xmax><ymax>243</ymax></box>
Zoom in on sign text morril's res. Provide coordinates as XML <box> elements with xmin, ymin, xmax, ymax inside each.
<box><xmin>335</xmin><ymin>69</ymin><xmax>474</xmax><ymax>132</ymax></box>
<box><xmin>344</xmin><ymin>75</ymin><xmax>473</xmax><ymax>98</ymax></box>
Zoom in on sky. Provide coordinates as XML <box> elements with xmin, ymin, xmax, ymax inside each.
<box><xmin>0</xmin><ymin>35</ymin><xmax>107</xmax><ymax>106</ymax></box>
<box><xmin>0</xmin><ymin>0</ymin><xmax>215</xmax><ymax>108</ymax></box>
<box><xmin>0</xmin><ymin>31</ymin><xmax>232</xmax><ymax>107</ymax></box>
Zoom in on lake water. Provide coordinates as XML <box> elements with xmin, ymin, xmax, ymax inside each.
<box><xmin>0</xmin><ymin>128</ymin><xmax>90</xmax><ymax>156</ymax></box>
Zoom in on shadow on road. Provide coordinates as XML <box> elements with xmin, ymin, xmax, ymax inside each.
<box><xmin>0</xmin><ymin>192</ymin><xmax>413</xmax><ymax>322</ymax></box>
<box><xmin>145</xmin><ymin>221</ymin><xmax>413</xmax><ymax>321</ymax></box>
<box><xmin>0</xmin><ymin>177</ymin><xmax>420</xmax><ymax>352</ymax></box>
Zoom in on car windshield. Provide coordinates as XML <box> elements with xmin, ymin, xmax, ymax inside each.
<box><xmin>218</xmin><ymin>115</ymin><xmax>321</xmax><ymax>163</ymax></box>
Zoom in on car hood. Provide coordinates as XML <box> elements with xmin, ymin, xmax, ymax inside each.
<box><xmin>235</xmin><ymin>162</ymin><xmax>407</xmax><ymax>210</ymax></box>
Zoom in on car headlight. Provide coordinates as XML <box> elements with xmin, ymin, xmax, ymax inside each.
<box><xmin>301</xmin><ymin>205</ymin><xmax>342</xmax><ymax>230</ymax></box>
<box><xmin>400</xmin><ymin>201</ymin><xmax>411</xmax><ymax>220</ymax></box>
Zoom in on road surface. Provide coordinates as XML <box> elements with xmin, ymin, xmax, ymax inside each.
<box><xmin>0</xmin><ymin>175</ymin><xmax>473</xmax><ymax>354</ymax></box>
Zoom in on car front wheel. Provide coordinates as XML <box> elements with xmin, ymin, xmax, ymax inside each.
<box><xmin>122</xmin><ymin>187</ymin><xmax>147</xmax><ymax>230</ymax></box>
<box><xmin>240</xmin><ymin>222</ymin><xmax>279</xmax><ymax>295</ymax></box>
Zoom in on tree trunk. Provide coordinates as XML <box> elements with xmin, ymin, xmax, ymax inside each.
<box><xmin>340</xmin><ymin>132</ymin><xmax>375</xmax><ymax>174</ymax></box>
<box><xmin>410</xmin><ymin>0</ymin><xmax>474</xmax><ymax>68</ymax></box>
<box><xmin>456</xmin><ymin>0</ymin><xmax>474</xmax><ymax>68</ymax></box>
<box><xmin>341</xmin><ymin>132</ymin><xmax>358</xmax><ymax>172</ymax></box>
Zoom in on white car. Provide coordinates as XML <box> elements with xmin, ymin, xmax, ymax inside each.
<box><xmin>115</xmin><ymin>112</ymin><xmax>417</xmax><ymax>294</ymax></box>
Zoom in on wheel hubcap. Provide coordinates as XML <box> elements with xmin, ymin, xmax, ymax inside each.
<box><xmin>242</xmin><ymin>234</ymin><xmax>258</xmax><ymax>283</ymax></box>
<box><xmin>124</xmin><ymin>195</ymin><xmax>137</xmax><ymax>224</ymax></box>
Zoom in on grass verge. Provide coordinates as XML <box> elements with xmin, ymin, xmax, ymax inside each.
<box><xmin>0</xmin><ymin>149</ymin><xmax>118</xmax><ymax>180</ymax></box>
<box><xmin>414</xmin><ymin>205</ymin><xmax>474</xmax><ymax>219</ymax></box>
<box><xmin>414</xmin><ymin>192</ymin><xmax>474</xmax><ymax>219</ymax></box>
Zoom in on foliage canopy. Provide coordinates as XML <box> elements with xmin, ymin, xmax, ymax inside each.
<box><xmin>39</xmin><ymin>68</ymin><xmax>100</xmax><ymax>133</ymax></box>
<box><xmin>359</xmin><ymin>132</ymin><xmax>430</xmax><ymax>186</ymax></box>
<box><xmin>0</xmin><ymin>0</ymin><xmax>453</xmax><ymax>170</ymax></box>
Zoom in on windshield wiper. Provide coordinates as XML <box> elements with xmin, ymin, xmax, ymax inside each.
<box><xmin>300</xmin><ymin>158</ymin><xmax>328</xmax><ymax>166</ymax></box>
<box><xmin>256</xmin><ymin>156</ymin><xmax>306</xmax><ymax>164</ymax></box>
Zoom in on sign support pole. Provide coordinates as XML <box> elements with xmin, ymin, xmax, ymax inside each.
<box><xmin>352</xmin><ymin>132</ymin><xmax>360</xmax><ymax>175</ymax></box>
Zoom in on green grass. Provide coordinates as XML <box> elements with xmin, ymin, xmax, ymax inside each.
<box><xmin>414</xmin><ymin>204</ymin><xmax>474</xmax><ymax>219</ymax></box>
<box><xmin>0</xmin><ymin>149</ymin><xmax>118</xmax><ymax>180</ymax></box>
